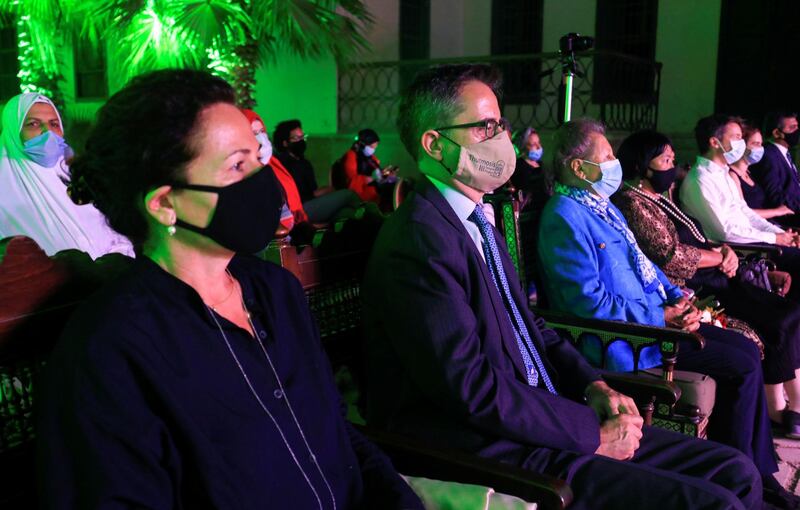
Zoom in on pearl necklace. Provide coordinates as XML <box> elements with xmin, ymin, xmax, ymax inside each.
<box><xmin>624</xmin><ymin>183</ymin><xmax>707</xmax><ymax>243</ymax></box>
<box><xmin>205</xmin><ymin>279</ymin><xmax>337</xmax><ymax>510</ymax></box>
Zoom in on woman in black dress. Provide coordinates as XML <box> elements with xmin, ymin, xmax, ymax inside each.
<box><xmin>729</xmin><ymin>122</ymin><xmax>798</xmax><ymax>226</ymax></box>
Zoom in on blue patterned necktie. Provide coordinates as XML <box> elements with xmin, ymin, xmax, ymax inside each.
<box><xmin>469</xmin><ymin>205</ymin><xmax>557</xmax><ymax>394</ymax></box>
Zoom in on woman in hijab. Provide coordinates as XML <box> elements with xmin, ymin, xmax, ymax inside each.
<box><xmin>0</xmin><ymin>93</ymin><xmax>132</xmax><ymax>257</ymax></box>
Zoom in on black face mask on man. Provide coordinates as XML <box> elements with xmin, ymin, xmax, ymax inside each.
<box><xmin>287</xmin><ymin>139</ymin><xmax>307</xmax><ymax>158</ymax></box>
<box><xmin>781</xmin><ymin>129</ymin><xmax>800</xmax><ymax>149</ymax></box>
<box><xmin>171</xmin><ymin>167</ymin><xmax>283</xmax><ymax>254</ymax></box>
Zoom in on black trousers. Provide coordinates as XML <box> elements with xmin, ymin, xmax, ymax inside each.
<box><xmin>520</xmin><ymin>425</ymin><xmax>762</xmax><ymax>509</ymax></box>
<box><xmin>697</xmin><ymin>278</ymin><xmax>800</xmax><ymax>384</ymax></box>
<box><xmin>675</xmin><ymin>324</ymin><xmax>778</xmax><ymax>478</ymax></box>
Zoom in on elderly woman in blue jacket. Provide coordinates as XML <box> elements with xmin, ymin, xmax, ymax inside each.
<box><xmin>536</xmin><ymin>117</ymin><xmax>790</xmax><ymax>504</ymax></box>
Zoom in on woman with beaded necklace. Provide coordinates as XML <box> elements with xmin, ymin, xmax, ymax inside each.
<box><xmin>614</xmin><ymin>129</ymin><xmax>800</xmax><ymax>439</ymax></box>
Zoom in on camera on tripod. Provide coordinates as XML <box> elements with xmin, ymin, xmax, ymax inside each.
<box><xmin>559</xmin><ymin>33</ymin><xmax>594</xmax><ymax>54</ymax></box>
<box><xmin>557</xmin><ymin>32</ymin><xmax>594</xmax><ymax>123</ymax></box>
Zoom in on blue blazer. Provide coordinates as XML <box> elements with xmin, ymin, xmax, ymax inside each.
<box><xmin>363</xmin><ymin>178</ymin><xmax>603</xmax><ymax>459</ymax></box>
<box><xmin>750</xmin><ymin>143</ymin><xmax>800</xmax><ymax>213</ymax></box>
<box><xmin>537</xmin><ymin>193</ymin><xmax>682</xmax><ymax>370</ymax></box>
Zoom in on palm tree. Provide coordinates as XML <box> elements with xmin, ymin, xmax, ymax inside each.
<box><xmin>0</xmin><ymin>0</ymin><xmax>68</xmax><ymax>110</ymax></box>
<box><xmin>0</xmin><ymin>0</ymin><xmax>372</xmax><ymax>108</ymax></box>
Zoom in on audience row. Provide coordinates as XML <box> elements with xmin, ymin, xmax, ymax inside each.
<box><xmin>3</xmin><ymin>64</ymin><xmax>800</xmax><ymax>509</ymax></box>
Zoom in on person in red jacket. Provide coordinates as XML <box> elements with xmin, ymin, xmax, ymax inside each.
<box><xmin>338</xmin><ymin>128</ymin><xmax>397</xmax><ymax>210</ymax></box>
<box><xmin>242</xmin><ymin>109</ymin><xmax>312</xmax><ymax>240</ymax></box>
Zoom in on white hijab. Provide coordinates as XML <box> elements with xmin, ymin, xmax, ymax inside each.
<box><xmin>0</xmin><ymin>93</ymin><xmax>133</xmax><ymax>258</ymax></box>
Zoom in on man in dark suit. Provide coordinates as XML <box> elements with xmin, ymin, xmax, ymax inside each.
<box><xmin>362</xmin><ymin>64</ymin><xmax>765</xmax><ymax>509</ymax></box>
<box><xmin>751</xmin><ymin>112</ymin><xmax>800</xmax><ymax>227</ymax></box>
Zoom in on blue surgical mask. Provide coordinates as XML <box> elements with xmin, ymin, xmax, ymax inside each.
<box><xmin>717</xmin><ymin>138</ymin><xmax>746</xmax><ymax>165</ymax></box>
<box><xmin>581</xmin><ymin>158</ymin><xmax>623</xmax><ymax>199</ymax></box>
<box><xmin>527</xmin><ymin>147</ymin><xmax>543</xmax><ymax>162</ymax></box>
<box><xmin>745</xmin><ymin>146</ymin><xmax>764</xmax><ymax>165</ymax></box>
<box><xmin>23</xmin><ymin>130</ymin><xmax>68</xmax><ymax>167</ymax></box>
<box><xmin>362</xmin><ymin>145</ymin><xmax>376</xmax><ymax>157</ymax></box>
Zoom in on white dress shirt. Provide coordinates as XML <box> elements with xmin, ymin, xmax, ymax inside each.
<box><xmin>429</xmin><ymin>176</ymin><xmax>492</xmax><ymax>262</ymax></box>
<box><xmin>680</xmin><ymin>156</ymin><xmax>783</xmax><ymax>244</ymax></box>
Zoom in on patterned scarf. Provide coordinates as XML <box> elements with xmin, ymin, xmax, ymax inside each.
<box><xmin>554</xmin><ymin>182</ymin><xmax>667</xmax><ymax>300</ymax></box>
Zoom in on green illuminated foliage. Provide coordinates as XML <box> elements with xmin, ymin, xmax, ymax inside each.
<box><xmin>0</xmin><ymin>0</ymin><xmax>66</xmax><ymax>108</ymax></box>
<box><xmin>0</xmin><ymin>0</ymin><xmax>373</xmax><ymax>108</ymax></box>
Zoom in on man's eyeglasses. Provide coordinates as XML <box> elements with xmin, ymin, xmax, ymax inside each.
<box><xmin>434</xmin><ymin>117</ymin><xmax>508</xmax><ymax>140</ymax></box>
<box><xmin>288</xmin><ymin>134</ymin><xmax>307</xmax><ymax>143</ymax></box>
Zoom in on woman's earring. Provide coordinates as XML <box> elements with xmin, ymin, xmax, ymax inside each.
<box><xmin>167</xmin><ymin>224</ymin><xmax>177</xmax><ymax>236</ymax></box>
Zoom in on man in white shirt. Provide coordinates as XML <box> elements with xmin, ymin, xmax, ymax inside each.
<box><xmin>680</xmin><ymin>114</ymin><xmax>797</xmax><ymax>247</ymax></box>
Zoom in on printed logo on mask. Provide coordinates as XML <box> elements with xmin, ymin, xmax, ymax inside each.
<box><xmin>468</xmin><ymin>153</ymin><xmax>505</xmax><ymax>177</ymax></box>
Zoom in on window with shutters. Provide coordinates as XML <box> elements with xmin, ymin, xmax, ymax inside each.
<box><xmin>593</xmin><ymin>0</ymin><xmax>659</xmax><ymax>103</ymax></box>
<box><xmin>490</xmin><ymin>0</ymin><xmax>544</xmax><ymax>104</ymax></box>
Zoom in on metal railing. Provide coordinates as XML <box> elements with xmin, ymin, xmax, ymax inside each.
<box><xmin>338</xmin><ymin>50</ymin><xmax>662</xmax><ymax>133</ymax></box>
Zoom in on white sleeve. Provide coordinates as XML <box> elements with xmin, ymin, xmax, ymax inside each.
<box><xmin>742</xmin><ymin>204</ymin><xmax>784</xmax><ymax>234</ymax></box>
<box><xmin>698</xmin><ymin>173</ymin><xmax>778</xmax><ymax>244</ymax></box>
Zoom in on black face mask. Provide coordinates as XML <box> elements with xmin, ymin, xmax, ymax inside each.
<box><xmin>646</xmin><ymin>166</ymin><xmax>677</xmax><ymax>194</ymax></box>
<box><xmin>171</xmin><ymin>167</ymin><xmax>283</xmax><ymax>254</ymax></box>
<box><xmin>781</xmin><ymin>129</ymin><xmax>800</xmax><ymax>149</ymax></box>
<box><xmin>287</xmin><ymin>140</ymin><xmax>307</xmax><ymax>158</ymax></box>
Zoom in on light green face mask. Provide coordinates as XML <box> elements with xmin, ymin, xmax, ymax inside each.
<box><xmin>438</xmin><ymin>131</ymin><xmax>518</xmax><ymax>193</ymax></box>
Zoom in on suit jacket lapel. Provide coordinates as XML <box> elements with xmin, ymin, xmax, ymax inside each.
<box><xmin>416</xmin><ymin>179</ymin><xmax>530</xmax><ymax>380</ymax></box>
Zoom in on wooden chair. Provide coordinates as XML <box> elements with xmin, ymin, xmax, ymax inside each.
<box><xmin>392</xmin><ymin>177</ymin><xmax>414</xmax><ymax>211</ymax></box>
<box><xmin>263</xmin><ymin>222</ymin><xmax>575</xmax><ymax>509</ymax></box>
<box><xmin>329</xmin><ymin>157</ymin><xmax>349</xmax><ymax>191</ymax></box>
<box><xmin>484</xmin><ymin>190</ymin><xmax>711</xmax><ymax>438</ymax></box>
<box><xmin>0</xmin><ymin>236</ymin><xmax>130</xmax><ymax>508</ymax></box>
<box><xmin>1</xmin><ymin>234</ymin><xmax>571</xmax><ymax>508</ymax></box>
<box><xmin>263</xmin><ymin>216</ymin><xmax>379</xmax><ymax>375</ymax></box>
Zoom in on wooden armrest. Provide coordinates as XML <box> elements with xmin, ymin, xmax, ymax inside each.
<box><xmin>601</xmin><ymin>372</ymin><xmax>681</xmax><ymax>406</ymax></box>
<box><xmin>534</xmin><ymin>308</ymin><xmax>704</xmax><ymax>349</ymax></box>
<box><xmin>355</xmin><ymin>424</ymin><xmax>572</xmax><ymax>510</ymax></box>
<box><xmin>708</xmin><ymin>241</ymin><xmax>783</xmax><ymax>257</ymax></box>
<box><xmin>0</xmin><ymin>442</ymin><xmax>35</xmax><ymax>507</ymax></box>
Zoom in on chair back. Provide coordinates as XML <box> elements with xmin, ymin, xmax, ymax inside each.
<box><xmin>392</xmin><ymin>177</ymin><xmax>414</xmax><ymax>210</ymax></box>
<box><xmin>0</xmin><ymin>236</ymin><xmax>131</xmax><ymax>507</ymax></box>
<box><xmin>262</xmin><ymin>219</ymin><xmax>378</xmax><ymax>381</ymax></box>
<box><xmin>330</xmin><ymin>156</ymin><xmax>349</xmax><ymax>191</ymax></box>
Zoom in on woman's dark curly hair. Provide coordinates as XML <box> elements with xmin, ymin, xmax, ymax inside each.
<box><xmin>68</xmin><ymin>69</ymin><xmax>236</xmax><ymax>249</ymax></box>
